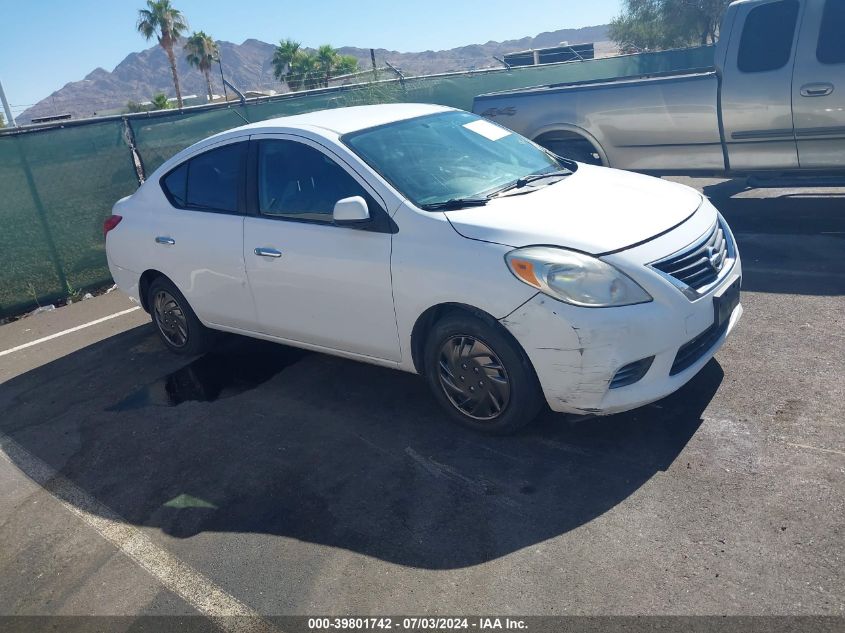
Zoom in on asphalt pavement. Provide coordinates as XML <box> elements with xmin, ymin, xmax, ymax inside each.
<box><xmin>0</xmin><ymin>178</ymin><xmax>842</xmax><ymax>629</ymax></box>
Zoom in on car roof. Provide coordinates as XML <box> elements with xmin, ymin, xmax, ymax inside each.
<box><xmin>151</xmin><ymin>103</ymin><xmax>455</xmax><ymax>179</ymax></box>
<box><xmin>239</xmin><ymin>102</ymin><xmax>454</xmax><ymax>136</ymax></box>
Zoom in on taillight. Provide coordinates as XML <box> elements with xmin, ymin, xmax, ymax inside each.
<box><xmin>103</xmin><ymin>214</ymin><xmax>123</xmax><ymax>238</ymax></box>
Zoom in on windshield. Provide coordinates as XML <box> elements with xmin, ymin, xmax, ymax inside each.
<box><xmin>342</xmin><ymin>111</ymin><xmax>567</xmax><ymax>208</ymax></box>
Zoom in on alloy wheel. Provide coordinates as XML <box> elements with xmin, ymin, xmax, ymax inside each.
<box><xmin>437</xmin><ymin>335</ymin><xmax>511</xmax><ymax>420</ymax></box>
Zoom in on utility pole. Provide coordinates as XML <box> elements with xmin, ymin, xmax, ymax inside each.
<box><xmin>370</xmin><ymin>48</ymin><xmax>378</xmax><ymax>82</ymax></box>
<box><xmin>0</xmin><ymin>78</ymin><xmax>17</xmax><ymax>127</ymax></box>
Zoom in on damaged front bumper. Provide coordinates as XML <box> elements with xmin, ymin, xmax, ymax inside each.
<box><xmin>500</xmin><ymin>270</ymin><xmax>743</xmax><ymax>416</ymax></box>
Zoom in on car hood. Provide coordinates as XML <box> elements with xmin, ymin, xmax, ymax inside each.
<box><xmin>444</xmin><ymin>164</ymin><xmax>702</xmax><ymax>254</ymax></box>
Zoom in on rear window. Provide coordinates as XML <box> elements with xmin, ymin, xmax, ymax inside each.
<box><xmin>737</xmin><ymin>0</ymin><xmax>799</xmax><ymax>73</ymax></box>
<box><xmin>817</xmin><ymin>0</ymin><xmax>845</xmax><ymax>64</ymax></box>
<box><xmin>161</xmin><ymin>142</ymin><xmax>245</xmax><ymax>213</ymax></box>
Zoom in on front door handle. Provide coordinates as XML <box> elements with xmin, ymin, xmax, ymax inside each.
<box><xmin>254</xmin><ymin>247</ymin><xmax>282</xmax><ymax>258</ymax></box>
<box><xmin>155</xmin><ymin>236</ymin><xmax>175</xmax><ymax>245</ymax></box>
<box><xmin>800</xmin><ymin>83</ymin><xmax>834</xmax><ymax>97</ymax></box>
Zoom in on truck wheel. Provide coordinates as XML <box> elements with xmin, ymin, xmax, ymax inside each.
<box><xmin>540</xmin><ymin>138</ymin><xmax>603</xmax><ymax>165</ymax></box>
<box><xmin>424</xmin><ymin>312</ymin><xmax>544</xmax><ymax>435</ymax></box>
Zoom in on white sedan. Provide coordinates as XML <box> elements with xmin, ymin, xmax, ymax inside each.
<box><xmin>105</xmin><ymin>103</ymin><xmax>742</xmax><ymax>434</ymax></box>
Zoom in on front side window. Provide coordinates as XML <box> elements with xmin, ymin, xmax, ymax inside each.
<box><xmin>161</xmin><ymin>142</ymin><xmax>246</xmax><ymax>213</ymax></box>
<box><xmin>817</xmin><ymin>0</ymin><xmax>845</xmax><ymax>65</ymax></box>
<box><xmin>737</xmin><ymin>0</ymin><xmax>799</xmax><ymax>73</ymax></box>
<box><xmin>257</xmin><ymin>140</ymin><xmax>376</xmax><ymax>222</ymax></box>
<box><xmin>342</xmin><ymin>111</ymin><xmax>563</xmax><ymax>208</ymax></box>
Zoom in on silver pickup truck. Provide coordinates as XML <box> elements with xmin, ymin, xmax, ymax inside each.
<box><xmin>473</xmin><ymin>0</ymin><xmax>845</xmax><ymax>178</ymax></box>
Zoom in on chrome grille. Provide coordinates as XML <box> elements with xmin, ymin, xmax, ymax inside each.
<box><xmin>652</xmin><ymin>221</ymin><xmax>729</xmax><ymax>293</ymax></box>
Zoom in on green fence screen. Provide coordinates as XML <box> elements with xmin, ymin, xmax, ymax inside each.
<box><xmin>0</xmin><ymin>121</ymin><xmax>139</xmax><ymax>317</ymax></box>
<box><xmin>135</xmin><ymin>46</ymin><xmax>715</xmax><ymax>173</ymax></box>
<box><xmin>0</xmin><ymin>46</ymin><xmax>715</xmax><ymax>318</ymax></box>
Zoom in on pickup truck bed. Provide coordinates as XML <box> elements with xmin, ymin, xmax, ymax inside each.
<box><xmin>475</xmin><ymin>68</ymin><xmax>725</xmax><ymax>172</ymax></box>
<box><xmin>473</xmin><ymin>0</ymin><xmax>845</xmax><ymax>177</ymax></box>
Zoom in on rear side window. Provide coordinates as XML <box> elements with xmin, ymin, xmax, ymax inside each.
<box><xmin>737</xmin><ymin>0</ymin><xmax>799</xmax><ymax>73</ymax></box>
<box><xmin>162</xmin><ymin>163</ymin><xmax>187</xmax><ymax>207</ymax></box>
<box><xmin>817</xmin><ymin>0</ymin><xmax>845</xmax><ymax>64</ymax></box>
<box><xmin>161</xmin><ymin>142</ymin><xmax>246</xmax><ymax>213</ymax></box>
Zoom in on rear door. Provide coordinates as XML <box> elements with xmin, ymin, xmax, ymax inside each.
<box><xmin>720</xmin><ymin>0</ymin><xmax>802</xmax><ymax>170</ymax></box>
<box><xmin>155</xmin><ymin>138</ymin><xmax>257</xmax><ymax>330</ymax></box>
<box><xmin>791</xmin><ymin>0</ymin><xmax>845</xmax><ymax>168</ymax></box>
<box><xmin>242</xmin><ymin>134</ymin><xmax>400</xmax><ymax>361</ymax></box>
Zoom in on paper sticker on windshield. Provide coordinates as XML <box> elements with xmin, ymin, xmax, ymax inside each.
<box><xmin>463</xmin><ymin>119</ymin><xmax>512</xmax><ymax>141</ymax></box>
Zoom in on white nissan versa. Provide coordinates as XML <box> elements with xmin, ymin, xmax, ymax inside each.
<box><xmin>105</xmin><ymin>103</ymin><xmax>742</xmax><ymax>433</ymax></box>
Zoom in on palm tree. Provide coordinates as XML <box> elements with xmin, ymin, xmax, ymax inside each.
<box><xmin>272</xmin><ymin>39</ymin><xmax>301</xmax><ymax>88</ymax></box>
<box><xmin>316</xmin><ymin>44</ymin><xmax>338</xmax><ymax>87</ymax></box>
<box><xmin>150</xmin><ymin>93</ymin><xmax>173</xmax><ymax>110</ymax></box>
<box><xmin>335</xmin><ymin>55</ymin><xmax>360</xmax><ymax>78</ymax></box>
<box><xmin>185</xmin><ymin>31</ymin><xmax>219</xmax><ymax>102</ymax></box>
<box><xmin>137</xmin><ymin>0</ymin><xmax>189</xmax><ymax>108</ymax></box>
<box><xmin>289</xmin><ymin>52</ymin><xmax>321</xmax><ymax>91</ymax></box>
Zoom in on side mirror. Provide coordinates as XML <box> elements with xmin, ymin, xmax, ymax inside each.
<box><xmin>333</xmin><ymin>196</ymin><xmax>371</xmax><ymax>225</ymax></box>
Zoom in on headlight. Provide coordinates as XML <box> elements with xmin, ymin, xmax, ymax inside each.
<box><xmin>505</xmin><ymin>246</ymin><xmax>652</xmax><ymax>307</ymax></box>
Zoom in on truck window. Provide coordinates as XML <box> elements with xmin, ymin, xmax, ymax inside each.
<box><xmin>737</xmin><ymin>0</ymin><xmax>800</xmax><ymax>73</ymax></box>
<box><xmin>817</xmin><ymin>0</ymin><xmax>845</xmax><ymax>64</ymax></box>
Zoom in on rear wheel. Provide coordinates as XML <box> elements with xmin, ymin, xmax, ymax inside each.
<box><xmin>147</xmin><ymin>277</ymin><xmax>212</xmax><ymax>356</ymax></box>
<box><xmin>423</xmin><ymin>313</ymin><xmax>544</xmax><ymax>434</ymax></box>
<box><xmin>536</xmin><ymin>135</ymin><xmax>603</xmax><ymax>165</ymax></box>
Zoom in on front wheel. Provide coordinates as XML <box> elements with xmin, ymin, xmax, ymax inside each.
<box><xmin>423</xmin><ymin>313</ymin><xmax>544</xmax><ymax>434</ymax></box>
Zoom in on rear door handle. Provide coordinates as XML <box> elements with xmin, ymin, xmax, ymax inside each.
<box><xmin>155</xmin><ymin>236</ymin><xmax>175</xmax><ymax>245</ymax></box>
<box><xmin>800</xmin><ymin>83</ymin><xmax>834</xmax><ymax>97</ymax></box>
<box><xmin>254</xmin><ymin>247</ymin><xmax>282</xmax><ymax>258</ymax></box>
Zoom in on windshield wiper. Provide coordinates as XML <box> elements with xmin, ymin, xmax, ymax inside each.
<box><xmin>419</xmin><ymin>169</ymin><xmax>572</xmax><ymax>209</ymax></box>
<box><xmin>492</xmin><ymin>169</ymin><xmax>572</xmax><ymax>197</ymax></box>
<box><xmin>419</xmin><ymin>197</ymin><xmax>490</xmax><ymax>210</ymax></box>
<box><xmin>518</xmin><ymin>169</ymin><xmax>572</xmax><ymax>186</ymax></box>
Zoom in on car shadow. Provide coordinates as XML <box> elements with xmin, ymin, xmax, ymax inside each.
<box><xmin>0</xmin><ymin>327</ymin><xmax>723</xmax><ymax>570</ymax></box>
<box><xmin>701</xmin><ymin>179</ymin><xmax>845</xmax><ymax>296</ymax></box>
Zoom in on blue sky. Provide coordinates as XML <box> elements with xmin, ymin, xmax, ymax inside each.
<box><xmin>0</xmin><ymin>0</ymin><xmax>620</xmax><ymax>118</ymax></box>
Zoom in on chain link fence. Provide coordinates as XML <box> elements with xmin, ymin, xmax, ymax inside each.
<box><xmin>0</xmin><ymin>46</ymin><xmax>714</xmax><ymax>318</ymax></box>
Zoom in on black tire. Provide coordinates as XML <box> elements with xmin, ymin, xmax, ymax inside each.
<box><xmin>147</xmin><ymin>276</ymin><xmax>213</xmax><ymax>356</ymax></box>
<box><xmin>423</xmin><ymin>312</ymin><xmax>544</xmax><ymax>435</ymax></box>
<box><xmin>542</xmin><ymin>139</ymin><xmax>602</xmax><ymax>165</ymax></box>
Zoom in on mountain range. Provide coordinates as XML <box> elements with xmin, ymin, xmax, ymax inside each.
<box><xmin>18</xmin><ymin>25</ymin><xmax>610</xmax><ymax>124</ymax></box>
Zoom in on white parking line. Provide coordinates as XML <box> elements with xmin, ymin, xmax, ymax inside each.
<box><xmin>0</xmin><ymin>307</ymin><xmax>142</xmax><ymax>358</ymax></box>
<box><xmin>785</xmin><ymin>442</ymin><xmax>845</xmax><ymax>458</ymax></box>
<box><xmin>0</xmin><ymin>431</ymin><xmax>278</xmax><ymax>633</ymax></box>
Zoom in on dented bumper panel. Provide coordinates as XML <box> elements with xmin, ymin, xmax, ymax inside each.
<box><xmin>501</xmin><ymin>242</ymin><xmax>743</xmax><ymax>415</ymax></box>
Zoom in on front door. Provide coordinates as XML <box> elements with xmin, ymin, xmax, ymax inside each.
<box><xmin>242</xmin><ymin>135</ymin><xmax>401</xmax><ymax>362</ymax></box>
<box><xmin>791</xmin><ymin>0</ymin><xmax>845</xmax><ymax>169</ymax></box>
<box><xmin>720</xmin><ymin>0</ymin><xmax>802</xmax><ymax>170</ymax></box>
